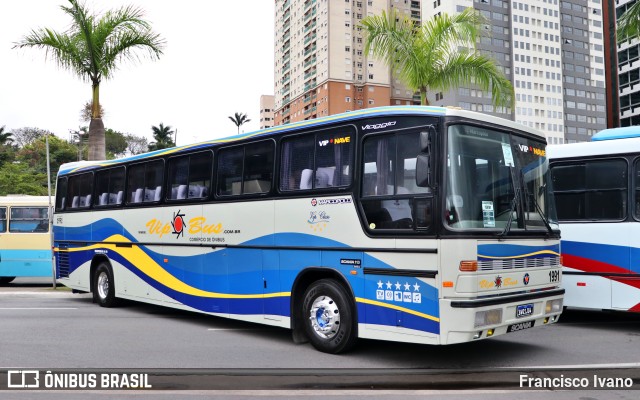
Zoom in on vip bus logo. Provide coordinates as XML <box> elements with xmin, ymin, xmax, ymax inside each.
<box><xmin>518</xmin><ymin>144</ymin><xmax>546</xmax><ymax>156</ymax></box>
<box><xmin>361</xmin><ymin>121</ymin><xmax>396</xmax><ymax>131</ymax></box>
<box><xmin>171</xmin><ymin>210</ymin><xmax>186</xmax><ymax>239</ymax></box>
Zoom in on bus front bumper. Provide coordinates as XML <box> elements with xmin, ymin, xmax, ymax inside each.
<box><xmin>440</xmin><ymin>288</ymin><xmax>565</xmax><ymax>344</ymax></box>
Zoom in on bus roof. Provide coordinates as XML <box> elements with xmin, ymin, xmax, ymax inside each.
<box><xmin>547</xmin><ymin>136</ymin><xmax>640</xmax><ymax>159</ymax></box>
<box><xmin>57</xmin><ymin>106</ymin><xmax>544</xmax><ymax>176</ymax></box>
<box><xmin>0</xmin><ymin>195</ymin><xmax>51</xmax><ymax>206</ymax></box>
<box><xmin>592</xmin><ymin>126</ymin><xmax>640</xmax><ymax>141</ymax></box>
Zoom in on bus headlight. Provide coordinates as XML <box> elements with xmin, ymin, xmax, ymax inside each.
<box><xmin>474</xmin><ymin>309</ymin><xmax>502</xmax><ymax>328</ymax></box>
<box><xmin>545</xmin><ymin>299</ymin><xmax>563</xmax><ymax>314</ymax></box>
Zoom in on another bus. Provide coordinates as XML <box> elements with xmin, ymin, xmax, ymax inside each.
<box><xmin>548</xmin><ymin>126</ymin><xmax>640</xmax><ymax>313</ymax></box>
<box><xmin>0</xmin><ymin>195</ymin><xmax>52</xmax><ymax>284</ymax></box>
<box><xmin>53</xmin><ymin>106</ymin><xmax>563</xmax><ymax>353</ymax></box>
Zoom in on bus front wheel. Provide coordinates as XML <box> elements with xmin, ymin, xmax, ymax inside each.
<box><xmin>93</xmin><ymin>263</ymin><xmax>118</xmax><ymax>307</ymax></box>
<box><xmin>302</xmin><ymin>279</ymin><xmax>356</xmax><ymax>354</ymax></box>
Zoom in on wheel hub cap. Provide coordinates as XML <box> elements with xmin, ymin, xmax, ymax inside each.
<box><xmin>309</xmin><ymin>295</ymin><xmax>340</xmax><ymax>339</ymax></box>
<box><xmin>97</xmin><ymin>272</ymin><xmax>109</xmax><ymax>299</ymax></box>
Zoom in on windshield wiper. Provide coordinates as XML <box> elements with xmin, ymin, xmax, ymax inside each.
<box><xmin>497</xmin><ymin>167</ymin><xmax>519</xmax><ymax>240</ymax></box>
<box><xmin>520</xmin><ymin>171</ymin><xmax>554</xmax><ymax>237</ymax></box>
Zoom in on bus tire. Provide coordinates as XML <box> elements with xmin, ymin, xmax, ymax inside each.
<box><xmin>0</xmin><ymin>277</ymin><xmax>15</xmax><ymax>284</ymax></box>
<box><xmin>302</xmin><ymin>279</ymin><xmax>356</xmax><ymax>354</ymax></box>
<box><xmin>93</xmin><ymin>263</ymin><xmax>118</xmax><ymax>307</ymax></box>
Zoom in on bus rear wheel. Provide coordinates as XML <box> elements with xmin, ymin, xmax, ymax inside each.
<box><xmin>0</xmin><ymin>277</ymin><xmax>15</xmax><ymax>284</ymax></box>
<box><xmin>93</xmin><ymin>263</ymin><xmax>118</xmax><ymax>307</ymax></box>
<box><xmin>301</xmin><ymin>279</ymin><xmax>356</xmax><ymax>354</ymax></box>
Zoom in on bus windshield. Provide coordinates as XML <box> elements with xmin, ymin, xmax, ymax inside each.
<box><xmin>444</xmin><ymin>124</ymin><xmax>558</xmax><ymax>232</ymax></box>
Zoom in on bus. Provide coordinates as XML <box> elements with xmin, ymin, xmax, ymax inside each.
<box><xmin>53</xmin><ymin>106</ymin><xmax>564</xmax><ymax>353</ymax></box>
<box><xmin>548</xmin><ymin>126</ymin><xmax>640</xmax><ymax>313</ymax></box>
<box><xmin>0</xmin><ymin>195</ymin><xmax>52</xmax><ymax>284</ymax></box>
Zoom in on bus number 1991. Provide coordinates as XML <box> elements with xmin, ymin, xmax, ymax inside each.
<box><xmin>549</xmin><ymin>270</ymin><xmax>560</xmax><ymax>283</ymax></box>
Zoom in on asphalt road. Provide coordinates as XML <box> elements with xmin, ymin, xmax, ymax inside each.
<box><xmin>1</xmin><ymin>278</ymin><xmax>639</xmax><ymax>399</ymax></box>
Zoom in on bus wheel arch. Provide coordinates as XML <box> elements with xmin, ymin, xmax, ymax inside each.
<box><xmin>291</xmin><ymin>268</ymin><xmax>358</xmax><ymax>353</ymax></box>
<box><xmin>91</xmin><ymin>256</ymin><xmax>118</xmax><ymax>307</ymax></box>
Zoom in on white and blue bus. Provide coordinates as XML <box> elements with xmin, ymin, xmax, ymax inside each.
<box><xmin>0</xmin><ymin>195</ymin><xmax>52</xmax><ymax>284</ymax></box>
<box><xmin>53</xmin><ymin>106</ymin><xmax>563</xmax><ymax>353</ymax></box>
<box><xmin>549</xmin><ymin>127</ymin><xmax>640</xmax><ymax>313</ymax></box>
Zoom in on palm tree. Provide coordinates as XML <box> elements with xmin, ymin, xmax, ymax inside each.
<box><xmin>149</xmin><ymin>123</ymin><xmax>175</xmax><ymax>151</ymax></box>
<box><xmin>0</xmin><ymin>126</ymin><xmax>13</xmax><ymax>146</ymax></box>
<box><xmin>228</xmin><ymin>112</ymin><xmax>251</xmax><ymax>134</ymax></box>
<box><xmin>618</xmin><ymin>2</ymin><xmax>640</xmax><ymax>42</ymax></box>
<box><xmin>14</xmin><ymin>0</ymin><xmax>165</xmax><ymax>161</ymax></box>
<box><xmin>361</xmin><ymin>8</ymin><xmax>513</xmax><ymax>108</ymax></box>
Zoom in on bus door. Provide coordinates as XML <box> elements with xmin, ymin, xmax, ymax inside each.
<box><xmin>616</xmin><ymin>159</ymin><xmax>640</xmax><ymax>310</ymax></box>
<box><xmin>612</xmin><ymin>222</ymin><xmax>636</xmax><ymax>310</ymax></box>
<box><xmin>218</xmin><ymin>199</ymin><xmax>278</xmax><ymax>321</ymax></box>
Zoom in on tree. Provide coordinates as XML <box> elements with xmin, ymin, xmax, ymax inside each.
<box><xmin>0</xmin><ymin>162</ymin><xmax>48</xmax><ymax>196</ymax></box>
<box><xmin>80</xmin><ymin>101</ymin><xmax>105</xmax><ymax>123</ymax></box>
<box><xmin>228</xmin><ymin>112</ymin><xmax>251</xmax><ymax>134</ymax></box>
<box><xmin>0</xmin><ymin>126</ymin><xmax>16</xmax><ymax>167</ymax></box>
<box><xmin>148</xmin><ymin>123</ymin><xmax>175</xmax><ymax>151</ymax></box>
<box><xmin>14</xmin><ymin>0</ymin><xmax>165</xmax><ymax>161</ymax></box>
<box><xmin>17</xmin><ymin>135</ymin><xmax>78</xmax><ymax>186</ymax></box>
<box><xmin>125</xmin><ymin>133</ymin><xmax>149</xmax><ymax>155</ymax></box>
<box><xmin>10</xmin><ymin>127</ymin><xmax>50</xmax><ymax>148</ymax></box>
<box><xmin>618</xmin><ymin>2</ymin><xmax>640</xmax><ymax>42</ymax></box>
<box><xmin>361</xmin><ymin>8</ymin><xmax>513</xmax><ymax>107</ymax></box>
<box><xmin>105</xmin><ymin>128</ymin><xmax>128</xmax><ymax>158</ymax></box>
<box><xmin>0</xmin><ymin>126</ymin><xmax>14</xmax><ymax>146</ymax></box>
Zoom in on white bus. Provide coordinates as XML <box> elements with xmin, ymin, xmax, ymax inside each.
<box><xmin>53</xmin><ymin>106</ymin><xmax>563</xmax><ymax>353</ymax></box>
<box><xmin>0</xmin><ymin>195</ymin><xmax>51</xmax><ymax>284</ymax></box>
<box><xmin>549</xmin><ymin>127</ymin><xmax>640</xmax><ymax>313</ymax></box>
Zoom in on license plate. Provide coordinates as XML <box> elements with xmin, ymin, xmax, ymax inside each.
<box><xmin>516</xmin><ymin>303</ymin><xmax>534</xmax><ymax>318</ymax></box>
<box><xmin>507</xmin><ymin>320</ymin><xmax>535</xmax><ymax>333</ymax></box>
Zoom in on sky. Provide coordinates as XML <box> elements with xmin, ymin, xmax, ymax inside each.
<box><xmin>0</xmin><ymin>0</ymin><xmax>275</xmax><ymax>145</ymax></box>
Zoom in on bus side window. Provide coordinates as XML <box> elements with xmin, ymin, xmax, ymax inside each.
<box><xmin>55</xmin><ymin>178</ymin><xmax>67</xmax><ymax>212</ymax></box>
<box><xmin>0</xmin><ymin>207</ymin><xmax>6</xmax><ymax>232</ymax></box>
<box><xmin>360</xmin><ymin>132</ymin><xmax>430</xmax><ymax>232</ymax></box>
<box><xmin>67</xmin><ymin>173</ymin><xmax>93</xmax><ymax>210</ymax></box>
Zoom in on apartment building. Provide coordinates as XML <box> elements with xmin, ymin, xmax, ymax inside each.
<box><xmin>273</xmin><ymin>0</ymin><xmax>421</xmax><ymax>125</ymax></box>
<box><xmin>260</xmin><ymin>95</ymin><xmax>275</xmax><ymax>129</ymax></box>
<box><xmin>615</xmin><ymin>0</ymin><xmax>640</xmax><ymax>127</ymax></box>
<box><xmin>426</xmin><ymin>0</ymin><xmax>607</xmax><ymax>144</ymax></box>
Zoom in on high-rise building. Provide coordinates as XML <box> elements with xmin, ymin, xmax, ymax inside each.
<box><xmin>273</xmin><ymin>0</ymin><xmax>421</xmax><ymax>125</ymax></box>
<box><xmin>425</xmin><ymin>0</ymin><xmax>607</xmax><ymax>144</ymax></box>
<box><xmin>260</xmin><ymin>95</ymin><xmax>275</xmax><ymax>129</ymax></box>
<box><xmin>614</xmin><ymin>0</ymin><xmax>640</xmax><ymax>127</ymax></box>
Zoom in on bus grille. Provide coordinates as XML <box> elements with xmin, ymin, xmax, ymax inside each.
<box><xmin>478</xmin><ymin>256</ymin><xmax>560</xmax><ymax>271</ymax></box>
<box><xmin>57</xmin><ymin>248</ymin><xmax>70</xmax><ymax>278</ymax></box>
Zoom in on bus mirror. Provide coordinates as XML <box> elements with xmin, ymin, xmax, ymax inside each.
<box><xmin>416</xmin><ymin>154</ymin><xmax>431</xmax><ymax>187</ymax></box>
<box><xmin>420</xmin><ymin>131</ymin><xmax>431</xmax><ymax>153</ymax></box>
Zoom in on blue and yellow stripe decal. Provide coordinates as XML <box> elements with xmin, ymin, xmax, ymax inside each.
<box><xmin>64</xmin><ymin>234</ymin><xmax>290</xmax><ymax>300</ymax></box>
<box><xmin>55</xmin><ymin>220</ymin><xmax>440</xmax><ymax>333</ymax></box>
<box><xmin>478</xmin><ymin>244</ymin><xmax>560</xmax><ymax>261</ymax></box>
